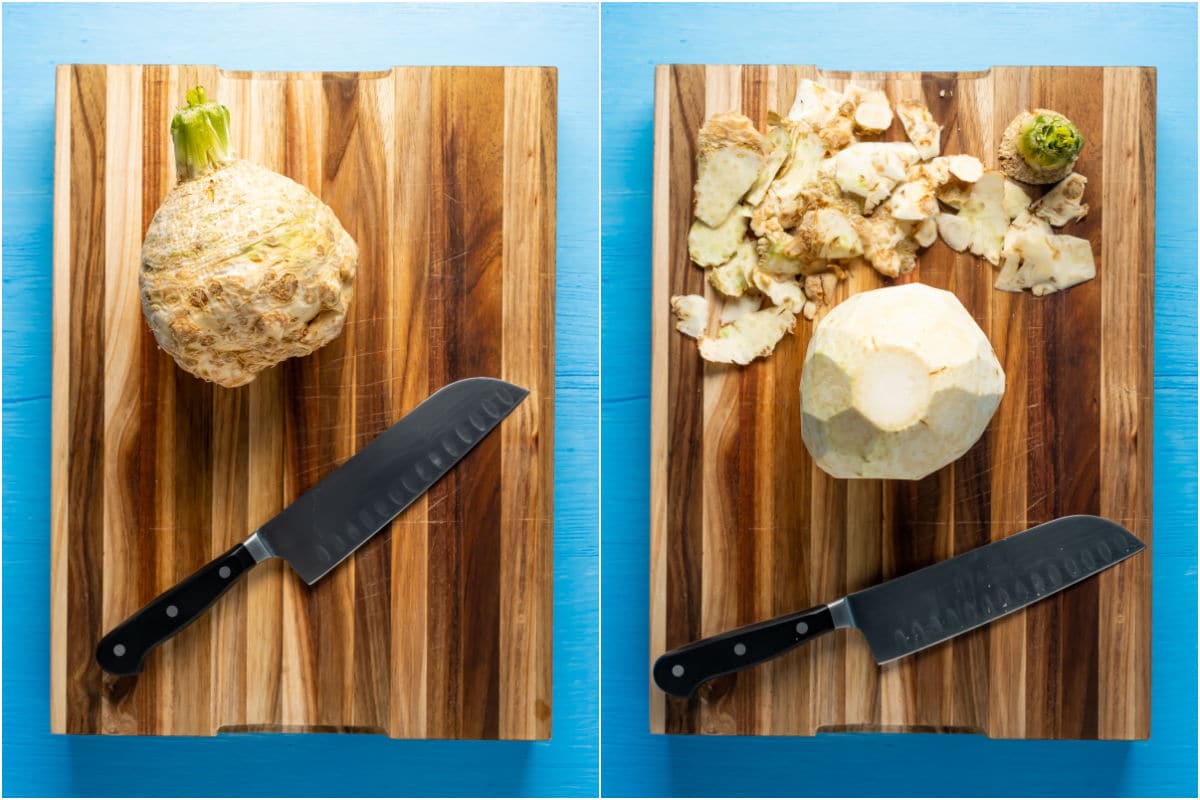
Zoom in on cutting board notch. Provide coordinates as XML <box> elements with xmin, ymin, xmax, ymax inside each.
<box><xmin>650</xmin><ymin>65</ymin><xmax>1153</xmax><ymax>740</ymax></box>
<box><xmin>51</xmin><ymin>64</ymin><xmax>555</xmax><ymax>739</ymax></box>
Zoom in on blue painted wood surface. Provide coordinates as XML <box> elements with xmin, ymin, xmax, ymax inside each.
<box><xmin>601</xmin><ymin>3</ymin><xmax>1197</xmax><ymax>797</ymax></box>
<box><xmin>1</xmin><ymin>3</ymin><xmax>598</xmax><ymax>796</ymax></box>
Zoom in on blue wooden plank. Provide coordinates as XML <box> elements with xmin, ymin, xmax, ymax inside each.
<box><xmin>1</xmin><ymin>3</ymin><xmax>598</xmax><ymax>796</ymax></box>
<box><xmin>601</xmin><ymin>3</ymin><xmax>1197</xmax><ymax>797</ymax></box>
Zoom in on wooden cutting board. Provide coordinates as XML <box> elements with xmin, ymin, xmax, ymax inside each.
<box><xmin>51</xmin><ymin>64</ymin><xmax>554</xmax><ymax>739</ymax></box>
<box><xmin>650</xmin><ymin>65</ymin><xmax>1153</xmax><ymax>739</ymax></box>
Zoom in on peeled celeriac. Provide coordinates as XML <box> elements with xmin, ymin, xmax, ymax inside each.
<box><xmin>800</xmin><ymin>284</ymin><xmax>1005</xmax><ymax>480</ymax></box>
<box><xmin>140</xmin><ymin>87</ymin><xmax>357</xmax><ymax>388</ymax></box>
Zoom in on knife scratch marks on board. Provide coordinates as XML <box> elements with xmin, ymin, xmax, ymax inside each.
<box><xmin>430</xmin><ymin>250</ymin><xmax>471</xmax><ymax>270</ymax></box>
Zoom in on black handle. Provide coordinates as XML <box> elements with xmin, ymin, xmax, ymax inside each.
<box><xmin>96</xmin><ymin>542</ymin><xmax>259</xmax><ymax>675</ymax></box>
<box><xmin>653</xmin><ymin>605</ymin><xmax>836</xmax><ymax>697</ymax></box>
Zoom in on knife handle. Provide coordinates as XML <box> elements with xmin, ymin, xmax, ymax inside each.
<box><xmin>653</xmin><ymin>605</ymin><xmax>836</xmax><ymax>697</ymax></box>
<box><xmin>95</xmin><ymin>542</ymin><xmax>259</xmax><ymax>675</ymax></box>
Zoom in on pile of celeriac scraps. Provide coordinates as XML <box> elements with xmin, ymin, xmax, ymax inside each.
<box><xmin>671</xmin><ymin>79</ymin><xmax>1095</xmax><ymax>366</ymax></box>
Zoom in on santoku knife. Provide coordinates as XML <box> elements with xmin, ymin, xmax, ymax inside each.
<box><xmin>97</xmin><ymin>377</ymin><xmax>528</xmax><ymax>675</ymax></box>
<box><xmin>653</xmin><ymin>515</ymin><xmax>1145</xmax><ymax>697</ymax></box>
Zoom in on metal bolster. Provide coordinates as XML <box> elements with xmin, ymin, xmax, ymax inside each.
<box><xmin>243</xmin><ymin>530</ymin><xmax>275</xmax><ymax>563</ymax></box>
<box><xmin>827</xmin><ymin>596</ymin><xmax>856</xmax><ymax>629</ymax></box>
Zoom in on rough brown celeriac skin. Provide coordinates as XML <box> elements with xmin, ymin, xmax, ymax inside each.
<box><xmin>140</xmin><ymin>87</ymin><xmax>357</xmax><ymax>388</ymax></box>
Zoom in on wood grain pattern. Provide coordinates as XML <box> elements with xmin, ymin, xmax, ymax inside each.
<box><xmin>51</xmin><ymin>64</ymin><xmax>555</xmax><ymax>739</ymax></box>
<box><xmin>650</xmin><ymin>65</ymin><xmax>1154</xmax><ymax>739</ymax></box>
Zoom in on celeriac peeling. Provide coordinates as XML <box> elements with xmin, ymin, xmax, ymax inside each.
<box><xmin>1030</xmin><ymin>173</ymin><xmax>1089</xmax><ymax>226</ymax></box>
<box><xmin>688</xmin><ymin>207</ymin><xmax>750</xmax><ymax>267</ymax></box>
<box><xmin>674</xmin><ymin>79</ymin><xmax>1098</xmax><ymax>367</ymax></box>
<box><xmin>858</xmin><ymin>208</ymin><xmax>918</xmax><ymax>278</ymax></box>
<box><xmin>828</xmin><ymin>142</ymin><xmax>921</xmax><ymax>212</ymax></box>
<box><xmin>886</xmin><ymin>178</ymin><xmax>938</xmax><ymax>221</ymax></box>
<box><xmin>744</xmin><ymin>120</ymin><xmax>792</xmax><ymax>207</ymax></box>
<box><xmin>896</xmin><ymin>99</ymin><xmax>941</xmax><ymax>160</ymax></box>
<box><xmin>762</xmin><ymin>123</ymin><xmax>826</xmax><ymax>203</ymax></box>
<box><xmin>699</xmin><ymin>306</ymin><xmax>796</xmax><ymax>365</ymax></box>
<box><xmin>708</xmin><ymin>240</ymin><xmax>758</xmax><ymax>296</ymax></box>
<box><xmin>787</xmin><ymin>79</ymin><xmax>844</xmax><ymax>127</ymax></box>
<box><xmin>670</xmin><ymin>294</ymin><xmax>709</xmax><ymax>339</ymax></box>
<box><xmin>994</xmin><ymin>211</ymin><xmax>1096</xmax><ymax>295</ymax></box>
<box><xmin>845</xmin><ymin>86</ymin><xmax>894</xmax><ymax>135</ymax></box>
<box><xmin>751</xmin><ymin>267</ymin><xmax>807</xmax><ymax>313</ymax></box>
<box><xmin>720</xmin><ymin>293</ymin><xmax>764</xmax><ymax>324</ymax></box>
<box><xmin>1002</xmin><ymin>179</ymin><xmax>1034</xmax><ymax>219</ymax></box>
<box><xmin>694</xmin><ymin>113</ymin><xmax>768</xmax><ymax>226</ymax></box>
<box><xmin>933</xmin><ymin>171</ymin><xmax>1010</xmax><ymax>265</ymax></box>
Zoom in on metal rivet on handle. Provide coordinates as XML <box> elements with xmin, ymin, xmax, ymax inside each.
<box><xmin>219</xmin><ymin>566</ymin><xmax>231</xmax><ymax>579</ymax></box>
<box><xmin>796</xmin><ymin>621</ymin><xmax>809</xmax><ymax>635</ymax></box>
<box><xmin>113</xmin><ymin>644</ymin><xmax>126</xmax><ymax>657</ymax></box>
<box><xmin>671</xmin><ymin>664</ymin><xmax>685</xmax><ymax>678</ymax></box>
<box><xmin>733</xmin><ymin>643</ymin><xmax>747</xmax><ymax>656</ymax></box>
<box><xmin>166</xmin><ymin>605</ymin><xmax>179</xmax><ymax>618</ymax></box>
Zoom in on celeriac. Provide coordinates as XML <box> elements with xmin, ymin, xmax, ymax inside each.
<box><xmin>140</xmin><ymin>87</ymin><xmax>357</xmax><ymax>388</ymax></box>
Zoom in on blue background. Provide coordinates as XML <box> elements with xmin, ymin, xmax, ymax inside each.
<box><xmin>601</xmin><ymin>3</ymin><xmax>1197</xmax><ymax>797</ymax></box>
<box><xmin>2</xmin><ymin>3</ymin><xmax>598</xmax><ymax>797</ymax></box>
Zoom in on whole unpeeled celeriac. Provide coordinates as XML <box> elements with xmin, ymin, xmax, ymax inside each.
<box><xmin>800</xmin><ymin>284</ymin><xmax>1005</xmax><ymax>480</ymax></box>
<box><xmin>140</xmin><ymin>87</ymin><xmax>357</xmax><ymax>388</ymax></box>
